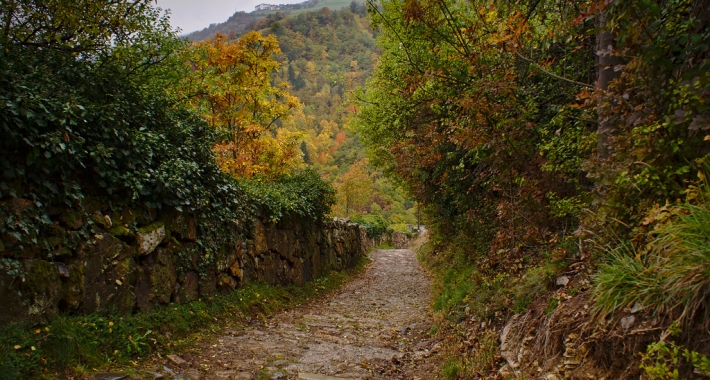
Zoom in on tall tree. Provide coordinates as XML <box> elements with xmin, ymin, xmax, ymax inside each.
<box><xmin>184</xmin><ymin>32</ymin><xmax>301</xmax><ymax>178</ymax></box>
<box><xmin>335</xmin><ymin>159</ymin><xmax>372</xmax><ymax>217</ymax></box>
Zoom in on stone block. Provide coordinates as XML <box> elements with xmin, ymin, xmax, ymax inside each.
<box><xmin>198</xmin><ymin>270</ymin><xmax>217</xmax><ymax>296</ymax></box>
<box><xmin>174</xmin><ymin>271</ymin><xmax>199</xmax><ymax>303</ymax></box>
<box><xmin>253</xmin><ymin>220</ymin><xmax>269</xmax><ymax>254</ymax></box>
<box><xmin>217</xmin><ymin>273</ymin><xmax>237</xmax><ymax>292</ymax></box>
<box><xmin>0</xmin><ymin>258</ymin><xmax>61</xmax><ymax>325</ymax></box>
<box><xmin>136</xmin><ymin>223</ymin><xmax>165</xmax><ymax>255</ymax></box>
<box><xmin>135</xmin><ymin>248</ymin><xmax>176</xmax><ymax>310</ymax></box>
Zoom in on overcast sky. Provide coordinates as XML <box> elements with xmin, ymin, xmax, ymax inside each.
<box><xmin>154</xmin><ymin>0</ymin><xmax>305</xmax><ymax>34</ymax></box>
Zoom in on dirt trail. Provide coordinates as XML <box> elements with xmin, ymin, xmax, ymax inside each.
<box><xmin>160</xmin><ymin>249</ymin><xmax>441</xmax><ymax>379</ymax></box>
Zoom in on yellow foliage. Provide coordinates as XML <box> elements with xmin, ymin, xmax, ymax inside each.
<box><xmin>183</xmin><ymin>31</ymin><xmax>303</xmax><ymax>178</ymax></box>
<box><xmin>334</xmin><ymin>159</ymin><xmax>373</xmax><ymax>218</ymax></box>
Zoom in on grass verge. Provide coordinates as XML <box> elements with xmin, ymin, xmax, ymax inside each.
<box><xmin>0</xmin><ymin>254</ymin><xmax>370</xmax><ymax>379</ymax></box>
<box><xmin>417</xmin><ymin>223</ymin><xmax>573</xmax><ymax>378</ymax></box>
<box><xmin>594</xmin><ymin>187</ymin><xmax>710</xmax><ymax>324</ymax></box>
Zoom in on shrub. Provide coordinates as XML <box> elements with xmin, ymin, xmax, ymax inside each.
<box><xmin>352</xmin><ymin>214</ymin><xmax>391</xmax><ymax>240</ymax></box>
<box><xmin>594</xmin><ymin>184</ymin><xmax>710</xmax><ymax>323</ymax></box>
<box><xmin>240</xmin><ymin>169</ymin><xmax>336</xmax><ymax>224</ymax></box>
<box><xmin>640</xmin><ymin>322</ymin><xmax>710</xmax><ymax>379</ymax></box>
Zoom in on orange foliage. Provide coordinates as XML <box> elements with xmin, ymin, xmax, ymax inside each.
<box><xmin>184</xmin><ymin>32</ymin><xmax>302</xmax><ymax>178</ymax></box>
<box><xmin>329</xmin><ymin>130</ymin><xmax>347</xmax><ymax>154</ymax></box>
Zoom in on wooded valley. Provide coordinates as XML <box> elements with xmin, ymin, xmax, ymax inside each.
<box><xmin>1</xmin><ymin>0</ymin><xmax>709</xmax><ymax>378</ymax></box>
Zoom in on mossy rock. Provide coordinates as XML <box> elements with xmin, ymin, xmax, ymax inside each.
<box><xmin>158</xmin><ymin>210</ymin><xmax>197</xmax><ymax>242</ymax></box>
<box><xmin>81</xmin><ymin>196</ymin><xmax>105</xmax><ymax>215</ymax></box>
<box><xmin>136</xmin><ymin>222</ymin><xmax>166</xmax><ymax>256</ymax></box>
<box><xmin>136</xmin><ymin>208</ymin><xmax>158</xmax><ymax>226</ymax></box>
<box><xmin>120</xmin><ymin>207</ymin><xmax>140</xmax><ymax>226</ymax></box>
<box><xmin>60</xmin><ymin>262</ymin><xmax>85</xmax><ymax>311</ymax></box>
<box><xmin>56</xmin><ymin>247</ymin><xmax>73</xmax><ymax>257</ymax></box>
<box><xmin>44</xmin><ymin>236</ymin><xmax>63</xmax><ymax>249</ymax></box>
<box><xmin>46</xmin><ymin>224</ymin><xmax>66</xmax><ymax>238</ymax></box>
<box><xmin>89</xmin><ymin>213</ymin><xmax>111</xmax><ymax>229</ymax></box>
<box><xmin>164</xmin><ymin>236</ymin><xmax>182</xmax><ymax>251</ymax></box>
<box><xmin>138</xmin><ymin>221</ymin><xmax>164</xmax><ymax>234</ymax></box>
<box><xmin>59</xmin><ymin>210</ymin><xmax>84</xmax><ymax>230</ymax></box>
<box><xmin>109</xmin><ymin>225</ymin><xmax>135</xmax><ymax>240</ymax></box>
<box><xmin>22</xmin><ymin>259</ymin><xmax>62</xmax><ymax>322</ymax></box>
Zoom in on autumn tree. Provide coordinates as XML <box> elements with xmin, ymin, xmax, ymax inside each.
<box><xmin>335</xmin><ymin>159</ymin><xmax>373</xmax><ymax>218</ymax></box>
<box><xmin>185</xmin><ymin>32</ymin><xmax>302</xmax><ymax>178</ymax></box>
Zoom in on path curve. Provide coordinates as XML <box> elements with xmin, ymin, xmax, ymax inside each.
<box><xmin>168</xmin><ymin>249</ymin><xmax>441</xmax><ymax>379</ymax></box>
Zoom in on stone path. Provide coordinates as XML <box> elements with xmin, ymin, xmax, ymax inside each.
<box><xmin>153</xmin><ymin>249</ymin><xmax>441</xmax><ymax>379</ymax></box>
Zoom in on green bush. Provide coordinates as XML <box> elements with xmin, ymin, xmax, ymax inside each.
<box><xmin>352</xmin><ymin>214</ymin><xmax>391</xmax><ymax>240</ymax></box>
<box><xmin>0</xmin><ymin>1</ymin><xmax>337</xmax><ymax>272</ymax></box>
<box><xmin>240</xmin><ymin>169</ymin><xmax>336</xmax><ymax>224</ymax></box>
<box><xmin>640</xmin><ymin>322</ymin><xmax>710</xmax><ymax>379</ymax></box>
<box><xmin>0</xmin><ymin>0</ymin><xmax>254</xmax><ymax>265</ymax></box>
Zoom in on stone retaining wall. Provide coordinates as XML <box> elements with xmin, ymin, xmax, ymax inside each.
<box><xmin>0</xmin><ymin>205</ymin><xmax>411</xmax><ymax>326</ymax></box>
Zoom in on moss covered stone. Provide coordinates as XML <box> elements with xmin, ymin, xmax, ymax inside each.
<box><xmin>45</xmin><ymin>236</ymin><xmax>63</xmax><ymax>249</ymax></box>
<box><xmin>158</xmin><ymin>211</ymin><xmax>197</xmax><ymax>242</ymax></box>
<box><xmin>120</xmin><ymin>207</ymin><xmax>140</xmax><ymax>226</ymax></box>
<box><xmin>109</xmin><ymin>225</ymin><xmax>135</xmax><ymax>239</ymax></box>
<box><xmin>81</xmin><ymin>196</ymin><xmax>104</xmax><ymax>215</ymax></box>
<box><xmin>59</xmin><ymin>210</ymin><xmax>83</xmax><ymax>230</ymax></box>
<box><xmin>22</xmin><ymin>259</ymin><xmax>62</xmax><ymax>322</ymax></box>
<box><xmin>138</xmin><ymin>221</ymin><xmax>164</xmax><ymax>234</ymax></box>
<box><xmin>90</xmin><ymin>213</ymin><xmax>111</xmax><ymax>229</ymax></box>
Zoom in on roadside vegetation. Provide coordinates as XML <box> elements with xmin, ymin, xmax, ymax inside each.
<box><xmin>355</xmin><ymin>0</ymin><xmax>710</xmax><ymax>377</ymax></box>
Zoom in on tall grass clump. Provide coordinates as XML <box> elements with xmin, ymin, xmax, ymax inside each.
<box><xmin>594</xmin><ymin>184</ymin><xmax>710</xmax><ymax>324</ymax></box>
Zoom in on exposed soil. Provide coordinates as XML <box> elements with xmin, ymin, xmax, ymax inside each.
<box><xmin>150</xmin><ymin>248</ymin><xmax>442</xmax><ymax>380</ymax></box>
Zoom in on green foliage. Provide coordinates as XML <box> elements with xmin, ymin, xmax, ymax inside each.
<box><xmin>187</xmin><ymin>0</ymin><xmax>364</xmax><ymax>42</ymax></box>
<box><xmin>465</xmin><ymin>329</ymin><xmax>500</xmax><ymax>376</ymax></box>
<box><xmin>587</xmin><ymin>0</ymin><xmax>710</xmax><ymax>229</ymax></box>
<box><xmin>197</xmin><ymin>4</ymin><xmax>418</xmax><ymax>230</ymax></box>
<box><xmin>513</xmin><ymin>259</ymin><xmax>568</xmax><ymax>314</ymax></box>
<box><xmin>546</xmin><ymin>297</ymin><xmax>561</xmax><ymax>315</ymax></box>
<box><xmin>421</xmin><ymin>233</ymin><xmax>511</xmax><ymax>322</ymax></box>
<box><xmin>438</xmin><ymin>330</ymin><xmax>498</xmax><ymax>379</ymax></box>
<box><xmin>640</xmin><ymin>322</ymin><xmax>710</xmax><ymax>379</ymax></box>
<box><xmin>0</xmin><ymin>0</ymin><xmax>339</xmax><ymax>277</ymax></box>
<box><xmin>354</xmin><ymin>0</ymin><xmax>592</xmax><ymax>262</ymax></box>
<box><xmin>240</xmin><ymin>169</ymin><xmax>336</xmax><ymax>224</ymax></box>
<box><xmin>0</xmin><ymin>0</ymin><xmax>255</xmax><ymax>265</ymax></box>
<box><xmin>351</xmin><ymin>214</ymin><xmax>390</xmax><ymax>240</ymax></box>
<box><xmin>354</xmin><ymin>0</ymin><xmax>710</xmax><ymax>375</ymax></box>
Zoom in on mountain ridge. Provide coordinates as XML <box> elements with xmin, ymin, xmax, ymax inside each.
<box><xmin>186</xmin><ymin>0</ymin><xmax>364</xmax><ymax>42</ymax></box>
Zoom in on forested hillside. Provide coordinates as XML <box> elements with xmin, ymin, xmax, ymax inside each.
<box><xmin>189</xmin><ymin>2</ymin><xmax>421</xmax><ymax>229</ymax></box>
<box><xmin>354</xmin><ymin>0</ymin><xmax>710</xmax><ymax>378</ymax></box>
<box><xmin>186</xmin><ymin>0</ymin><xmax>350</xmax><ymax>41</ymax></box>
